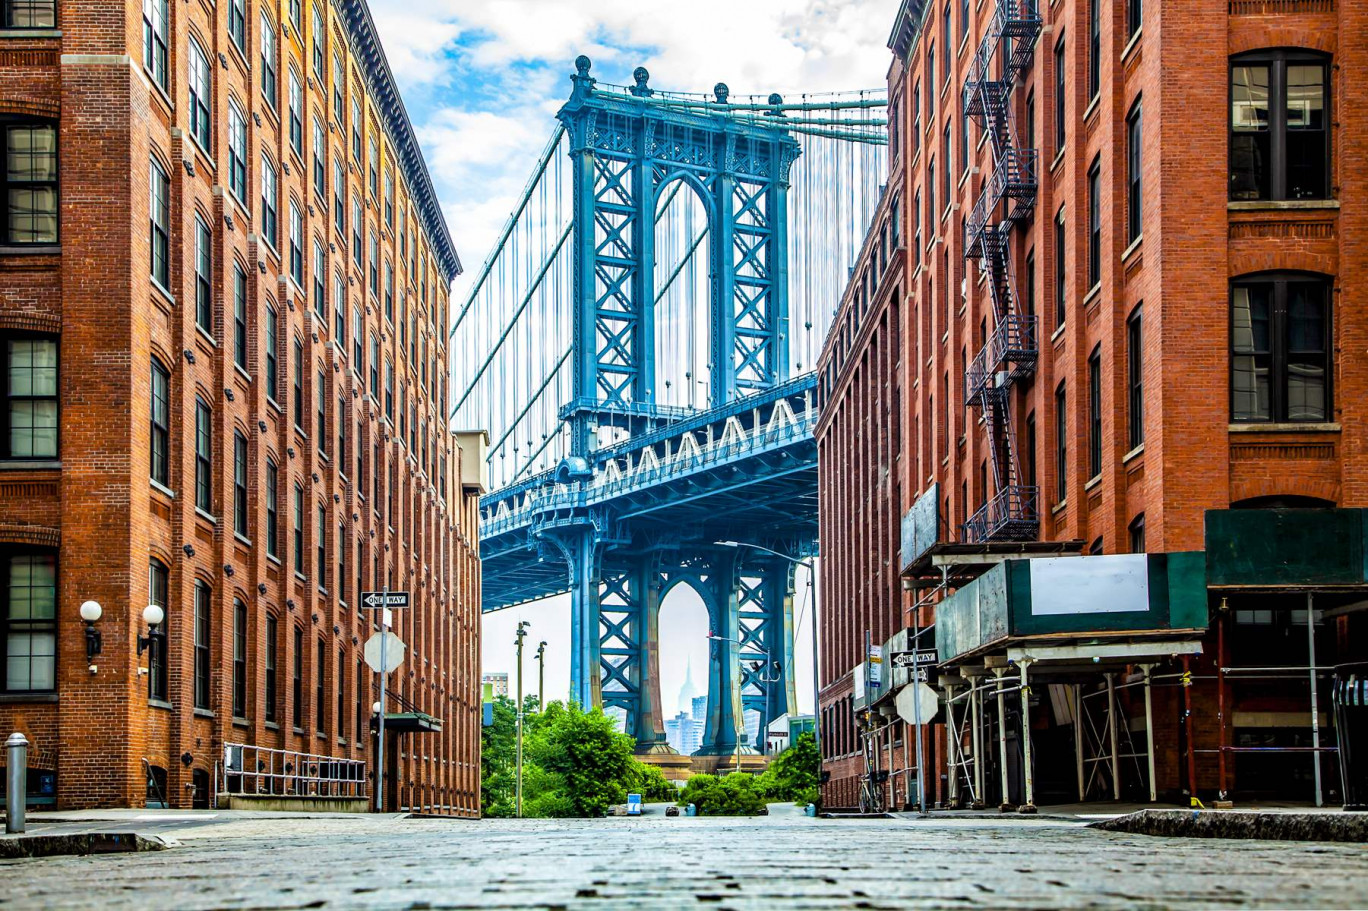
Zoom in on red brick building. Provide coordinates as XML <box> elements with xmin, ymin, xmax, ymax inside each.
<box><xmin>817</xmin><ymin>0</ymin><xmax>1368</xmax><ymax>811</ymax></box>
<box><xmin>0</xmin><ymin>0</ymin><xmax>484</xmax><ymax>814</ymax></box>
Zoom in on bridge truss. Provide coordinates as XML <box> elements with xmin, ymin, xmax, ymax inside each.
<box><xmin>452</xmin><ymin>58</ymin><xmax>886</xmax><ymax>758</ymax></box>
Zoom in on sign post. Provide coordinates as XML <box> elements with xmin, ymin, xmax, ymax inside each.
<box><xmin>363</xmin><ymin>586</ymin><xmax>409</xmax><ymax>812</ymax></box>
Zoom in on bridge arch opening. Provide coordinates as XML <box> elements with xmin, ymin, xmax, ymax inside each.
<box><xmin>653</xmin><ymin>176</ymin><xmax>712</xmax><ymax>412</ymax></box>
<box><xmin>657</xmin><ymin>575</ymin><xmax>712</xmax><ymax>755</ymax></box>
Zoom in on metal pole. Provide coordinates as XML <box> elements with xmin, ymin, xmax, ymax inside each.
<box><xmin>809</xmin><ymin>557</ymin><xmax>821</xmax><ymax>766</ymax></box>
<box><xmin>910</xmin><ymin>615</ymin><xmax>926</xmax><ymax>815</ymax></box>
<box><xmin>1182</xmin><ymin>655</ymin><xmax>1199</xmax><ymax>807</ymax></box>
<box><xmin>1308</xmin><ymin>592</ymin><xmax>1322</xmax><ymax>808</ymax></box>
<box><xmin>515</xmin><ymin>621</ymin><xmax>528</xmax><ymax>817</ymax></box>
<box><xmin>377</xmin><ymin>582</ymin><xmax>388</xmax><ymax>812</ymax></box>
<box><xmin>944</xmin><ymin>683</ymin><xmax>958</xmax><ymax>807</ymax></box>
<box><xmin>1217</xmin><ymin>608</ymin><xmax>1228</xmax><ymax>800</ymax></box>
<box><xmin>537</xmin><ymin>641</ymin><xmax>546</xmax><ymax>709</ymax></box>
<box><xmin>1019</xmin><ymin>660</ymin><xmax>1036</xmax><ymax>812</ymax></box>
<box><xmin>1074</xmin><ymin>684</ymin><xmax>1085</xmax><ymax>802</ymax></box>
<box><xmin>994</xmin><ymin>667</ymin><xmax>1011</xmax><ymax>810</ymax></box>
<box><xmin>6</xmin><ymin>732</ymin><xmax>28</xmax><ymax>834</ymax></box>
<box><xmin>1143</xmin><ymin>664</ymin><xmax>1157</xmax><ymax>803</ymax></box>
<box><xmin>1107</xmin><ymin>672</ymin><xmax>1120</xmax><ymax>801</ymax></box>
<box><xmin>971</xmin><ymin>678</ymin><xmax>984</xmax><ymax>806</ymax></box>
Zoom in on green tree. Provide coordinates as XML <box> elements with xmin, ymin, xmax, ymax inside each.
<box><xmin>678</xmin><ymin>772</ymin><xmax>769</xmax><ymax>816</ymax></box>
<box><xmin>525</xmin><ymin>701</ymin><xmax>638</xmax><ymax>817</ymax></box>
<box><xmin>759</xmin><ymin>731</ymin><xmax>820</xmax><ymax>803</ymax></box>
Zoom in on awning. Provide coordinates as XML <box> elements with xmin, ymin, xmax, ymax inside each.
<box><xmin>382</xmin><ymin>712</ymin><xmax>443</xmax><ymax>734</ymax></box>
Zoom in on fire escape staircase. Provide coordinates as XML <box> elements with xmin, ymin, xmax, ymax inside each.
<box><xmin>960</xmin><ymin>0</ymin><xmax>1042</xmax><ymax>544</ymax></box>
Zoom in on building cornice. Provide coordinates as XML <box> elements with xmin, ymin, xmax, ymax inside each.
<box><xmin>337</xmin><ymin>0</ymin><xmax>462</xmax><ymax>283</ymax></box>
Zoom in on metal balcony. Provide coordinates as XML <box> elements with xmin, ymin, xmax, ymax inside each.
<box><xmin>963</xmin><ymin>314</ymin><xmax>1039</xmax><ymax>408</ymax></box>
<box><xmin>962</xmin><ymin>484</ymin><xmax>1040</xmax><ymax>544</ymax></box>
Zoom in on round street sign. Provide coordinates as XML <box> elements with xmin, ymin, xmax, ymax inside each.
<box><xmin>364</xmin><ymin>631</ymin><xmax>406</xmax><ymax>674</ymax></box>
<box><xmin>895</xmin><ymin>682</ymin><xmax>940</xmax><ymax>726</ymax></box>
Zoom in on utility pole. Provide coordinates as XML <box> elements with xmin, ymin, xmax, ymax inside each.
<box><xmin>515</xmin><ymin>620</ymin><xmax>530</xmax><ymax>818</ymax></box>
<box><xmin>377</xmin><ymin>582</ymin><xmax>389</xmax><ymax>812</ymax></box>
<box><xmin>536</xmin><ymin>641</ymin><xmax>547</xmax><ymax>709</ymax></box>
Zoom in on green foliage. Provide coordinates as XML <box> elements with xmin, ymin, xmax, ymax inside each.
<box><xmin>480</xmin><ymin>698</ymin><xmax>675</xmax><ymax>817</ymax></box>
<box><xmin>761</xmin><ymin>731</ymin><xmax>820</xmax><ymax>804</ymax></box>
<box><xmin>678</xmin><ymin>771</ymin><xmax>769</xmax><ymax>816</ymax></box>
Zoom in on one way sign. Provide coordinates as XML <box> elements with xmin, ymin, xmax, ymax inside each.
<box><xmin>361</xmin><ymin>590</ymin><xmax>410</xmax><ymax>609</ymax></box>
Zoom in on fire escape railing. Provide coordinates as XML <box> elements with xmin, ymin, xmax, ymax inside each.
<box><xmin>960</xmin><ymin>0</ymin><xmax>1042</xmax><ymax>544</ymax></box>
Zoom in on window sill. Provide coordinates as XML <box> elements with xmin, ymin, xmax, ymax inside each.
<box><xmin>1083</xmin><ymin>283</ymin><xmax>1101</xmax><ymax>307</ymax></box>
<box><xmin>150</xmin><ymin>478</ymin><xmax>175</xmax><ymax>499</ymax></box>
<box><xmin>294</xmin><ymin>571</ymin><xmax>308</xmax><ymax>583</ymax></box>
<box><xmin>193</xmin><ymin>708</ymin><xmax>214</xmax><ymax>719</ymax></box>
<box><xmin>234</xmin><ymin>532</ymin><xmax>252</xmax><ymax>548</ymax></box>
<box><xmin>1052</xmin><ymin>499</ymin><xmax>1068</xmax><ymax>516</ymax></box>
<box><xmin>0</xmin><ymin>692</ymin><xmax>58</xmax><ymax>703</ymax></box>
<box><xmin>267</xmin><ymin>553</ymin><xmax>282</xmax><ymax>566</ymax></box>
<box><xmin>195</xmin><ymin>325</ymin><xmax>218</xmax><ymax>349</ymax></box>
<box><xmin>265</xmin><ymin>721</ymin><xmax>280</xmax><ymax>731</ymax></box>
<box><xmin>1123</xmin><ymin>443</ymin><xmax>1145</xmax><ymax>464</ymax></box>
<box><xmin>1083</xmin><ymin>94</ymin><xmax>1100</xmax><ymax>124</ymax></box>
<box><xmin>267</xmin><ymin>396</ymin><xmax>283</xmax><ymax>416</ymax></box>
<box><xmin>233</xmin><ymin>363</ymin><xmax>253</xmax><ymax>386</ymax></box>
<box><xmin>0</xmin><ymin>244</ymin><xmax>59</xmax><ymax>257</ymax></box>
<box><xmin>1051</xmin><ymin>322</ymin><xmax>1066</xmax><ymax>344</ymax></box>
<box><xmin>0</xmin><ymin>459</ymin><xmax>59</xmax><ymax>471</ymax></box>
<box><xmin>1228</xmin><ymin>422</ymin><xmax>1341</xmax><ymax>433</ymax></box>
<box><xmin>150</xmin><ymin>277</ymin><xmax>176</xmax><ymax>307</ymax></box>
<box><xmin>1228</xmin><ymin>199</ymin><xmax>1339</xmax><ymax>212</ymax></box>
<box><xmin>1122</xmin><ymin>234</ymin><xmax>1143</xmax><ymax>263</ymax></box>
<box><xmin>233</xmin><ymin>717</ymin><xmax>250</xmax><ymax>728</ymax></box>
<box><xmin>0</xmin><ymin>28</ymin><xmax>61</xmax><ymax>38</ymax></box>
<box><xmin>1050</xmin><ymin>147</ymin><xmax>1066</xmax><ymax>174</ymax></box>
<box><xmin>148</xmin><ymin>698</ymin><xmax>173</xmax><ymax>711</ymax></box>
<box><xmin>1084</xmin><ymin>474</ymin><xmax>1101</xmax><ymax>492</ymax></box>
<box><xmin>1121</xmin><ymin>27</ymin><xmax>1143</xmax><ymax>64</ymax></box>
<box><xmin>195</xmin><ymin>507</ymin><xmax>218</xmax><ymax>525</ymax></box>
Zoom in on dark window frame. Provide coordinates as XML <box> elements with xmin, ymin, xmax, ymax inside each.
<box><xmin>2</xmin><ymin>331</ymin><xmax>58</xmax><ymax>460</ymax></box>
<box><xmin>193</xmin><ymin>580</ymin><xmax>211</xmax><ymax>710</ymax></box>
<box><xmin>264</xmin><ymin>613</ymin><xmax>279</xmax><ymax>724</ymax></box>
<box><xmin>1126</xmin><ymin>99</ymin><xmax>1143</xmax><ymax>243</ymax></box>
<box><xmin>1055</xmin><ymin>382</ymin><xmax>1067</xmax><ymax>502</ymax></box>
<box><xmin>1087</xmin><ymin>157</ymin><xmax>1101</xmax><ymax>290</ymax></box>
<box><xmin>194</xmin><ymin>398</ymin><xmax>212</xmax><ymax>514</ymax></box>
<box><xmin>148</xmin><ymin>558</ymin><xmax>168</xmax><ymax>700</ymax></box>
<box><xmin>1229</xmin><ymin>49</ymin><xmax>1330</xmax><ymax>201</ymax></box>
<box><xmin>1128</xmin><ymin>304</ymin><xmax>1144</xmax><ymax>447</ymax></box>
<box><xmin>150</xmin><ymin>356</ymin><xmax>169</xmax><ymax>484</ymax></box>
<box><xmin>1</xmin><ymin>549</ymin><xmax>57</xmax><ymax>694</ymax></box>
<box><xmin>232</xmin><ymin>597</ymin><xmax>248</xmax><ymax>719</ymax></box>
<box><xmin>5</xmin><ymin>0</ymin><xmax>55</xmax><ymax>27</ymax></box>
<box><xmin>233</xmin><ymin>429</ymin><xmax>248</xmax><ymax>536</ymax></box>
<box><xmin>1230</xmin><ymin>272</ymin><xmax>1332</xmax><ymax>423</ymax></box>
<box><xmin>1087</xmin><ymin>346</ymin><xmax>1102</xmax><ymax>479</ymax></box>
<box><xmin>265</xmin><ymin>458</ymin><xmax>279</xmax><ymax>558</ymax></box>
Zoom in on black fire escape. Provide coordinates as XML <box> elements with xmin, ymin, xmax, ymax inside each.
<box><xmin>961</xmin><ymin>0</ymin><xmax>1042</xmax><ymax>544</ymax></box>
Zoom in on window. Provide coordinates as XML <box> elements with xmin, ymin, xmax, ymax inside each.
<box><xmin>1053</xmin><ymin>207</ymin><xmax>1066</xmax><ymax>328</ymax></box>
<box><xmin>332</xmin><ymin>53</ymin><xmax>345</xmax><ymax>121</ymax></box>
<box><xmin>227</xmin><ymin>0</ymin><xmax>245</xmax><ymax>51</ymax></box>
<box><xmin>232</xmin><ymin>598</ymin><xmax>247</xmax><ymax>718</ymax></box>
<box><xmin>352</xmin><ymin>198</ymin><xmax>362</xmax><ymax>266</ymax></box>
<box><xmin>315</xmin><ymin>637</ymin><xmax>326</xmax><ymax>733</ymax></box>
<box><xmin>228</xmin><ymin>268</ymin><xmax>246</xmax><ymax>373</ymax></box>
<box><xmin>337</xmin><ymin>647</ymin><xmax>346</xmax><ymax>739</ymax></box>
<box><xmin>150</xmin><ymin>357</ymin><xmax>169</xmax><ymax>483</ymax></box>
<box><xmin>1231</xmin><ymin>274</ymin><xmax>1331</xmax><ymax>423</ymax></box>
<box><xmin>187</xmin><ymin>39</ymin><xmax>212</xmax><ymax>151</ymax></box>
<box><xmin>1025</xmin><ymin>90</ymin><xmax>1035</xmax><ymax>153</ymax></box>
<box><xmin>313</xmin><ymin>240</ymin><xmax>326</xmax><ymax>319</ymax></box>
<box><xmin>265</xmin><ymin>304</ymin><xmax>279</xmax><ymax>402</ymax></box>
<box><xmin>260</xmin><ymin>13</ymin><xmax>278</xmax><ymax>108</ymax></box>
<box><xmin>1025</xmin><ymin>412</ymin><xmax>1037</xmax><ymax>490</ymax></box>
<box><xmin>1126</xmin><ymin>101</ymin><xmax>1143</xmax><ymax>243</ymax></box>
<box><xmin>193</xmin><ymin>580</ymin><xmax>210</xmax><ymax>710</ymax></box>
<box><xmin>1055</xmin><ymin>382</ymin><xmax>1067</xmax><ymax>501</ymax></box>
<box><xmin>943</xmin><ymin>4</ymin><xmax>951</xmax><ymax>77</ymax></box>
<box><xmin>1129</xmin><ymin>514</ymin><xmax>1146</xmax><ymax>553</ymax></box>
<box><xmin>261</xmin><ymin>156</ymin><xmax>278</xmax><ymax>249</ymax></box>
<box><xmin>292</xmin><ymin>482</ymin><xmax>304</xmax><ymax>574</ymax></box>
<box><xmin>1088</xmin><ymin>347</ymin><xmax>1101</xmax><ymax>479</ymax></box>
<box><xmin>352</xmin><ymin>306</ymin><xmax>362</xmax><ymax>369</ymax></box>
<box><xmin>292</xmin><ymin>337</ymin><xmax>304</xmax><ymax>427</ymax></box>
<box><xmin>384</xmin><ymin>262</ymin><xmax>394</xmax><ymax>322</ymax></box>
<box><xmin>266</xmin><ymin>458</ymin><xmax>279</xmax><ymax>558</ymax></box>
<box><xmin>148</xmin><ymin>559</ymin><xmax>168</xmax><ymax>700</ymax></box>
<box><xmin>233</xmin><ymin>430</ymin><xmax>248</xmax><ymax>535</ymax></box>
<box><xmin>334</xmin><ymin>272</ymin><xmax>346</xmax><ymax>341</ymax></box>
<box><xmin>942</xmin><ymin>121</ymin><xmax>951</xmax><ymax>208</ymax></box>
<box><xmin>1129</xmin><ymin>0</ymin><xmax>1142</xmax><ymax>38</ymax></box>
<box><xmin>338</xmin><ymin>394</ymin><xmax>347</xmax><ymax>471</ymax></box>
<box><xmin>369</xmin><ymin>233</ymin><xmax>379</xmax><ymax>295</ymax></box>
<box><xmin>227</xmin><ymin>101</ymin><xmax>247</xmax><ymax>202</ymax></box>
<box><xmin>292</xmin><ymin>625</ymin><xmax>303</xmax><ymax>728</ymax></box>
<box><xmin>384</xmin><ymin>360</ymin><xmax>394</xmax><ymax>421</ymax></box>
<box><xmin>333</xmin><ymin>158</ymin><xmax>345</xmax><ymax>236</ymax></box>
<box><xmin>288</xmin><ymin>69</ymin><xmax>304</xmax><ymax>156</ymax></box>
<box><xmin>351</xmin><ymin>98</ymin><xmax>362</xmax><ymax>161</ymax></box>
<box><xmin>265</xmin><ymin>614</ymin><xmax>279</xmax><ymax>724</ymax></box>
<box><xmin>149</xmin><ymin>158</ymin><xmax>169</xmax><ymax>286</ymax></box>
<box><xmin>1054</xmin><ymin>38</ymin><xmax>1066</xmax><ymax>154</ymax></box>
<box><xmin>4</xmin><ymin>334</ymin><xmax>57</xmax><ymax>459</ymax></box>
<box><xmin>1088</xmin><ymin>0</ymin><xmax>1100</xmax><ymax>101</ymax></box>
<box><xmin>337</xmin><ymin>521</ymin><xmax>347</xmax><ymax>604</ymax></box>
<box><xmin>289</xmin><ymin>202</ymin><xmax>304</xmax><ymax>285</ymax></box>
<box><xmin>316</xmin><ymin>503</ymin><xmax>326</xmax><ymax>586</ymax></box>
<box><xmin>311</xmin><ymin>4</ymin><xmax>324</xmax><ymax>73</ymax></box>
<box><xmin>368</xmin><ymin>136</ymin><xmax>378</xmax><ymax>197</ymax></box>
<box><xmin>6</xmin><ymin>0</ymin><xmax>54</xmax><ymax>26</ymax></box>
<box><xmin>1087</xmin><ymin>157</ymin><xmax>1100</xmax><ymax>290</ymax></box>
<box><xmin>3</xmin><ymin>553</ymin><xmax>56</xmax><ymax>692</ymax></box>
<box><xmin>312</xmin><ymin>119</ymin><xmax>326</xmax><ymax>198</ymax></box>
<box><xmin>1128</xmin><ymin>305</ymin><xmax>1144</xmax><ymax>448</ymax></box>
<box><xmin>1024</xmin><ymin>248</ymin><xmax>1036</xmax><ymax>317</ymax></box>
<box><xmin>316</xmin><ymin>368</ymin><xmax>326</xmax><ymax>451</ymax></box>
<box><xmin>193</xmin><ymin>216</ymin><xmax>212</xmax><ymax>334</ymax></box>
<box><xmin>369</xmin><ymin>334</ymin><xmax>379</xmax><ymax>396</ymax></box>
<box><xmin>141</xmin><ymin>0</ymin><xmax>168</xmax><ymax>89</ymax></box>
<box><xmin>1230</xmin><ymin>51</ymin><xmax>1328</xmax><ymax>201</ymax></box>
<box><xmin>194</xmin><ymin>398</ymin><xmax>212</xmax><ymax>513</ymax></box>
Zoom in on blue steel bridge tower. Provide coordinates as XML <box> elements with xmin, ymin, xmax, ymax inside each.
<box><xmin>469</xmin><ymin>59</ymin><xmax>885</xmax><ymax>761</ymax></box>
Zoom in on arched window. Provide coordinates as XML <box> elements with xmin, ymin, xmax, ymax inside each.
<box><xmin>1230</xmin><ymin>50</ymin><xmax>1329</xmax><ymax>201</ymax></box>
<box><xmin>148</xmin><ymin>558</ymin><xmax>169</xmax><ymax>701</ymax></box>
<box><xmin>1231</xmin><ymin>272</ymin><xmax>1331</xmax><ymax>423</ymax></box>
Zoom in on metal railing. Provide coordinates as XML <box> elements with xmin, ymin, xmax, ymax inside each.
<box><xmin>962</xmin><ymin>484</ymin><xmax>1040</xmax><ymax>544</ymax></box>
<box><xmin>221</xmin><ymin>743</ymin><xmax>368</xmax><ymax>799</ymax></box>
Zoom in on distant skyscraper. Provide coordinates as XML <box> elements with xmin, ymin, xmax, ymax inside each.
<box><xmin>664</xmin><ymin>662</ymin><xmax>706</xmax><ymax>754</ymax></box>
<box><xmin>692</xmin><ymin>695</ymin><xmax>707</xmax><ymax>721</ymax></box>
<box><xmin>677</xmin><ymin>659</ymin><xmax>699</xmax><ymax>715</ymax></box>
<box><xmin>482</xmin><ymin>672</ymin><xmax>509</xmax><ymax>698</ymax></box>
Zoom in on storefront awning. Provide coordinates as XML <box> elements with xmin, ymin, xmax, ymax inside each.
<box><xmin>1207</xmin><ymin>508</ymin><xmax>1368</xmax><ymax>589</ymax></box>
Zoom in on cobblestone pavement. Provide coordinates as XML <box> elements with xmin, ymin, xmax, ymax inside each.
<box><xmin>3</xmin><ymin>808</ymin><xmax>1367</xmax><ymax>909</ymax></box>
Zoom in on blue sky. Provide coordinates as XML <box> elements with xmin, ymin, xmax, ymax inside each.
<box><xmin>366</xmin><ymin>0</ymin><xmax>897</xmax><ymax>716</ymax></box>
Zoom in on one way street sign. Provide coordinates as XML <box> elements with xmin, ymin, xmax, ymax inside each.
<box><xmin>361</xmin><ymin>590</ymin><xmax>410</xmax><ymax>610</ymax></box>
<box><xmin>890</xmin><ymin>650</ymin><xmax>938</xmax><ymax>669</ymax></box>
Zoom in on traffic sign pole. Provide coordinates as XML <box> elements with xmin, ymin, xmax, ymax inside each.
<box><xmin>377</xmin><ymin>583</ymin><xmax>388</xmax><ymax>812</ymax></box>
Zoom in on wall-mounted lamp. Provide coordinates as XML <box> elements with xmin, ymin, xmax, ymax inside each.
<box><xmin>79</xmin><ymin>600</ymin><xmax>103</xmax><ymax>669</ymax></box>
<box><xmin>137</xmin><ymin>604</ymin><xmax>166</xmax><ymax>657</ymax></box>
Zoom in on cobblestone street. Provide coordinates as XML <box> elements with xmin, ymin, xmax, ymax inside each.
<box><xmin>3</xmin><ymin>809</ymin><xmax>1367</xmax><ymax>909</ymax></box>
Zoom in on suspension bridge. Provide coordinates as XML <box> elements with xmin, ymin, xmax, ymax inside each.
<box><xmin>451</xmin><ymin>57</ymin><xmax>886</xmax><ymax>762</ymax></box>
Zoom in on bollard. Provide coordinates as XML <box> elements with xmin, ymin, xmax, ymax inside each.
<box><xmin>6</xmin><ymin>732</ymin><xmax>28</xmax><ymax>834</ymax></box>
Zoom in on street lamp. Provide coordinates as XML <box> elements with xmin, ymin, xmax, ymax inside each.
<box><xmin>137</xmin><ymin>604</ymin><xmax>165</xmax><ymax>656</ymax></box>
<box><xmin>79</xmin><ymin>600</ymin><xmax>102</xmax><ymax>670</ymax></box>
<box><xmin>536</xmin><ymin>641</ymin><xmax>547</xmax><ymax>709</ymax></box>
<box><xmin>714</xmin><ymin>541</ymin><xmax>820</xmax><ymax>754</ymax></box>
<box><xmin>515</xmin><ymin>620</ymin><xmax>530</xmax><ymax>818</ymax></box>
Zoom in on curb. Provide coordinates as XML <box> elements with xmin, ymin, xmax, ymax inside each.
<box><xmin>0</xmin><ymin>832</ymin><xmax>175</xmax><ymax>859</ymax></box>
<box><xmin>1090</xmin><ymin>809</ymin><xmax>1368</xmax><ymax>843</ymax></box>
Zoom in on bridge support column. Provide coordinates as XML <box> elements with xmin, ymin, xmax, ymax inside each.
<box><xmin>567</xmin><ymin>529</ymin><xmax>601</xmax><ymax>710</ymax></box>
<box><xmin>739</xmin><ymin>558</ymin><xmax>798</xmax><ymax>754</ymax></box>
<box><xmin>598</xmin><ymin>555</ymin><xmax>668</xmax><ymax>751</ymax></box>
<box><xmin>699</xmin><ymin>550</ymin><xmax>743</xmax><ymax>757</ymax></box>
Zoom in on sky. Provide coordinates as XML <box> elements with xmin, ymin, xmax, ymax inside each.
<box><xmin>365</xmin><ymin>0</ymin><xmax>898</xmax><ymax>720</ymax></box>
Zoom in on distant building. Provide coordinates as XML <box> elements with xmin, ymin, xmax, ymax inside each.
<box><xmin>665</xmin><ymin>711</ymin><xmax>702</xmax><ymax>756</ymax></box>
<box><xmin>691</xmin><ymin>696</ymin><xmax>707</xmax><ymax>722</ymax></box>
<box><xmin>483</xmin><ymin>673</ymin><xmax>509</xmax><ymax>698</ymax></box>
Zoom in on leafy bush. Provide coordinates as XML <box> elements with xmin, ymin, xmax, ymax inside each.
<box><xmin>625</xmin><ymin>759</ymin><xmax>677</xmax><ymax>802</ymax></box>
<box><xmin>760</xmin><ymin>731</ymin><xmax>820</xmax><ymax>804</ymax></box>
<box><xmin>678</xmin><ymin>772</ymin><xmax>769</xmax><ymax>816</ymax></box>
